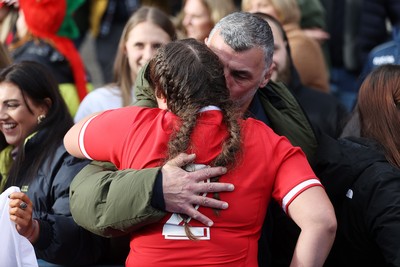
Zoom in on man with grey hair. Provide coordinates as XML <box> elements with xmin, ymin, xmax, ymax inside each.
<box><xmin>70</xmin><ymin>12</ymin><xmax>323</xmax><ymax>266</ymax></box>
<box><xmin>204</xmin><ymin>12</ymin><xmax>316</xmax><ymax>158</ymax></box>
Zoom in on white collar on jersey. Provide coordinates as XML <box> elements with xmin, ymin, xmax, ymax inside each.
<box><xmin>198</xmin><ymin>105</ymin><xmax>221</xmax><ymax>112</ymax></box>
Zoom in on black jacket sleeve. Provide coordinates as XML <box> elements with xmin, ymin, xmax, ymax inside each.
<box><xmin>30</xmin><ymin>148</ymin><xmax>108</xmax><ymax>266</ymax></box>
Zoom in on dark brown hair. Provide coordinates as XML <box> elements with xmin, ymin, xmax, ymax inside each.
<box><xmin>358</xmin><ymin>64</ymin><xmax>400</xmax><ymax>167</ymax></box>
<box><xmin>147</xmin><ymin>38</ymin><xmax>242</xmax><ymax>238</ymax></box>
<box><xmin>1</xmin><ymin>61</ymin><xmax>74</xmax><ymax>187</ymax></box>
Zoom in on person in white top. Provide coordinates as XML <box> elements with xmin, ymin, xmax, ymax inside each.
<box><xmin>74</xmin><ymin>6</ymin><xmax>177</xmax><ymax>122</ymax></box>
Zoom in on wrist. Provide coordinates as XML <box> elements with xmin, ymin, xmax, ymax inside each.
<box><xmin>26</xmin><ymin>219</ymin><xmax>39</xmax><ymax>244</ymax></box>
<box><xmin>151</xmin><ymin>170</ymin><xmax>165</xmax><ymax>211</ymax></box>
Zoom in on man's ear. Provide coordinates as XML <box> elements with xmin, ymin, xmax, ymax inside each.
<box><xmin>260</xmin><ymin>64</ymin><xmax>274</xmax><ymax>88</ymax></box>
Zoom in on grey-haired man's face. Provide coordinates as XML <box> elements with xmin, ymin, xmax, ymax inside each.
<box><xmin>206</xmin><ymin>31</ymin><xmax>271</xmax><ymax>111</ymax></box>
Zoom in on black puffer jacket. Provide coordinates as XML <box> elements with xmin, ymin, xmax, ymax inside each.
<box><xmin>315</xmin><ymin>135</ymin><xmax>400</xmax><ymax>267</ymax></box>
<box><xmin>19</xmin><ymin>132</ymin><xmax>108</xmax><ymax>265</ymax></box>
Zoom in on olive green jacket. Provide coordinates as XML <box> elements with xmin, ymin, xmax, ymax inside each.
<box><xmin>70</xmin><ymin>161</ymin><xmax>165</xmax><ymax>237</ymax></box>
<box><xmin>70</xmin><ymin>64</ymin><xmax>318</xmax><ymax>237</ymax></box>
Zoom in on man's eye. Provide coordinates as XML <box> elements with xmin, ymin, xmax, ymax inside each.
<box><xmin>232</xmin><ymin>72</ymin><xmax>247</xmax><ymax>80</ymax></box>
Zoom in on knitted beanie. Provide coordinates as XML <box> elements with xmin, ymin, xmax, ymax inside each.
<box><xmin>18</xmin><ymin>0</ymin><xmax>88</xmax><ymax>101</ymax></box>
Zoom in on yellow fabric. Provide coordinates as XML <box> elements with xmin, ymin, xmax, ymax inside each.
<box><xmin>59</xmin><ymin>83</ymin><xmax>93</xmax><ymax>117</ymax></box>
<box><xmin>89</xmin><ymin>0</ymin><xmax>109</xmax><ymax>37</ymax></box>
<box><xmin>0</xmin><ymin>146</ymin><xmax>13</xmax><ymax>193</ymax></box>
<box><xmin>0</xmin><ymin>132</ymin><xmax>43</xmax><ymax>193</ymax></box>
<box><xmin>0</xmin><ymin>131</ymin><xmax>38</xmax><ymax>192</ymax></box>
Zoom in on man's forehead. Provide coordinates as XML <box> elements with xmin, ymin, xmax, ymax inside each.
<box><xmin>210</xmin><ymin>44</ymin><xmax>265</xmax><ymax>72</ymax></box>
<box><xmin>206</xmin><ymin>30</ymin><xmax>267</xmax><ymax>72</ymax></box>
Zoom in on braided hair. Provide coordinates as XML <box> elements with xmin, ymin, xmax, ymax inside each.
<box><xmin>147</xmin><ymin>38</ymin><xmax>242</xmax><ymax>239</ymax></box>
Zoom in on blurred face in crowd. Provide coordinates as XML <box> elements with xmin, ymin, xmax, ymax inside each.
<box><xmin>182</xmin><ymin>0</ymin><xmax>213</xmax><ymax>42</ymax></box>
<box><xmin>125</xmin><ymin>21</ymin><xmax>172</xmax><ymax>80</ymax></box>
<box><xmin>0</xmin><ymin>82</ymin><xmax>47</xmax><ymax>147</ymax></box>
<box><xmin>244</xmin><ymin>0</ymin><xmax>279</xmax><ymax>19</ymax></box>
<box><xmin>206</xmin><ymin>31</ymin><xmax>271</xmax><ymax>111</ymax></box>
<box><xmin>269</xmin><ymin>21</ymin><xmax>291</xmax><ymax>84</ymax></box>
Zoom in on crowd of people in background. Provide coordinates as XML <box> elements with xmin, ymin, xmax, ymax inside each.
<box><xmin>0</xmin><ymin>0</ymin><xmax>399</xmax><ymax>267</ymax></box>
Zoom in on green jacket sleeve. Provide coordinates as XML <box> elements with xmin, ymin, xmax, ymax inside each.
<box><xmin>70</xmin><ymin>161</ymin><xmax>166</xmax><ymax>237</ymax></box>
<box><xmin>70</xmin><ymin>65</ymin><xmax>163</xmax><ymax>237</ymax></box>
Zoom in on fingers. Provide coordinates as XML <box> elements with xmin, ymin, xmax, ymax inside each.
<box><xmin>181</xmin><ymin>195</ymin><xmax>229</xmax><ymax>226</ymax></box>
<box><xmin>8</xmin><ymin>192</ymin><xmax>32</xmax><ymax>204</ymax></box>
<box><xmin>166</xmin><ymin>153</ymin><xmax>196</xmax><ymax>167</ymax></box>
<box><xmin>191</xmin><ymin>166</ymin><xmax>228</xmax><ymax>183</ymax></box>
<box><xmin>195</xmin><ymin>195</ymin><xmax>229</xmax><ymax>210</ymax></box>
<box><xmin>182</xmin><ymin>206</ymin><xmax>214</xmax><ymax>227</ymax></box>
<box><xmin>8</xmin><ymin>192</ymin><xmax>33</xmax><ymax>232</ymax></box>
<box><xmin>8</xmin><ymin>192</ymin><xmax>33</xmax><ymax>211</ymax></box>
<box><xmin>193</xmin><ymin>181</ymin><xmax>234</xmax><ymax>194</ymax></box>
<box><xmin>9</xmin><ymin>205</ymin><xmax>32</xmax><ymax>232</ymax></box>
<box><xmin>19</xmin><ymin>202</ymin><xmax>28</xmax><ymax>210</ymax></box>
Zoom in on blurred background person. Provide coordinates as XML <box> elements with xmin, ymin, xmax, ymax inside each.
<box><xmin>320</xmin><ymin>0</ymin><xmax>400</xmax><ymax>112</ymax></box>
<box><xmin>242</xmin><ymin>0</ymin><xmax>330</xmax><ymax>93</ymax></box>
<box><xmin>0</xmin><ymin>1</ymin><xmax>18</xmax><ymax>45</ymax></box>
<box><xmin>356</xmin><ymin>0</ymin><xmax>400</xmax><ymax>71</ymax></box>
<box><xmin>88</xmin><ymin>0</ymin><xmax>140</xmax><ymax>84</ymax></box>
<box><xmin>320</xmin><ymin>0</ymin><xmax>361</xmax><ymax>112</ymax></box>
<box><xmin>0</xmin><ymin>42</ymin><xmax>11</xmax><ymax>69</ymax></box>
<box><xmin>176</xmin><ymin>0</ymin><xmax>236</xmax><ymax>42</ymax></box>
<box><xmin>6</xmin><ymin>0</ymin><xmax>90</xmax><ymax>117</ymax></box>
<box><xmin>297</xmin><ymin>0</ymin><xmax>329</xmax><ymax>44</ymax></box>
<box><xmin>74</xmin><ymin>6</ymin><xmax>177</xmax><ymax>122</ymax></box>
<box><xmin>84</xmin><ymin>0</ymin><xmax>179</xmax><ymax>84</ymax></box>
<box><xmin>0</xmin><ymin>61</ymin><xmax>107</xmax><ymax>265</ymax></box>
<box><xmin>256</xmin><ymin>12</ymin><xmax>348</xmax><ymax>140</ymax></box>
<box><xmin>359</xmin><ymin>23</ymin><xmax>400</xmax><ymax>84</ymax></box>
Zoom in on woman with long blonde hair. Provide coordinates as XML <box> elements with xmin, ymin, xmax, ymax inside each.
<box><xmin>74</xmin><ymin>6</ymin><xmax>177</xmax><ymax>122</ymax></box>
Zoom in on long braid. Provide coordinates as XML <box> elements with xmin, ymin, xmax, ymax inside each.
<box><xmin>208</xmin><ymin>101</ymin><xmax>242</xmax><ymax>215</ymax></box>
<box><xmin>168</xmin><ymin>107</ymin><xmax>199</xmax><ymax>160</ymax></box>
<box><xmin>148</xmin><ymin>39</ymin><xmax>242</xmax><ymax>240</ymax></box>
<box><xmin>157</xmin><ymin>53</ymin><xmax>201</xmax><ymax>240</ymax></box>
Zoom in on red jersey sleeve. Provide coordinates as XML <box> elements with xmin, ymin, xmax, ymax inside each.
<box><xmin>270</xmin><ymin>137</ymin><xmax>321</xmax><ymax>213</ymax></box>
<box><xmin>78</xmin><ymin>107</ymin><xmax>153</xmax><ymax>167</ymax></box>
<box><xmin>244</xmin><ymin>118</ymin><xmax>322</xmax><ymax>214</ymax></box>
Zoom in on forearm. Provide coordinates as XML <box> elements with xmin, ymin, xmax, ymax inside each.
<box><xmin>290</xmin><ymin>224</ymin><xmax>335</xmax><ymax>266</ymax></box>
<box><xmin>70</xmin><ymin>161</ymin><xmax>166</xmax><ymax>237</ymax></box>
<box><xmin>288</xmin><ymin>186</ymin><xmax>337</xmax><ymax>267</ymax></box>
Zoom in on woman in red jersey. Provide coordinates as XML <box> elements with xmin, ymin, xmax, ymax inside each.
<box><xmin>65</xmin><ymin>38</ymin><xmax>336</xmax><ymax>267</ymax></box>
